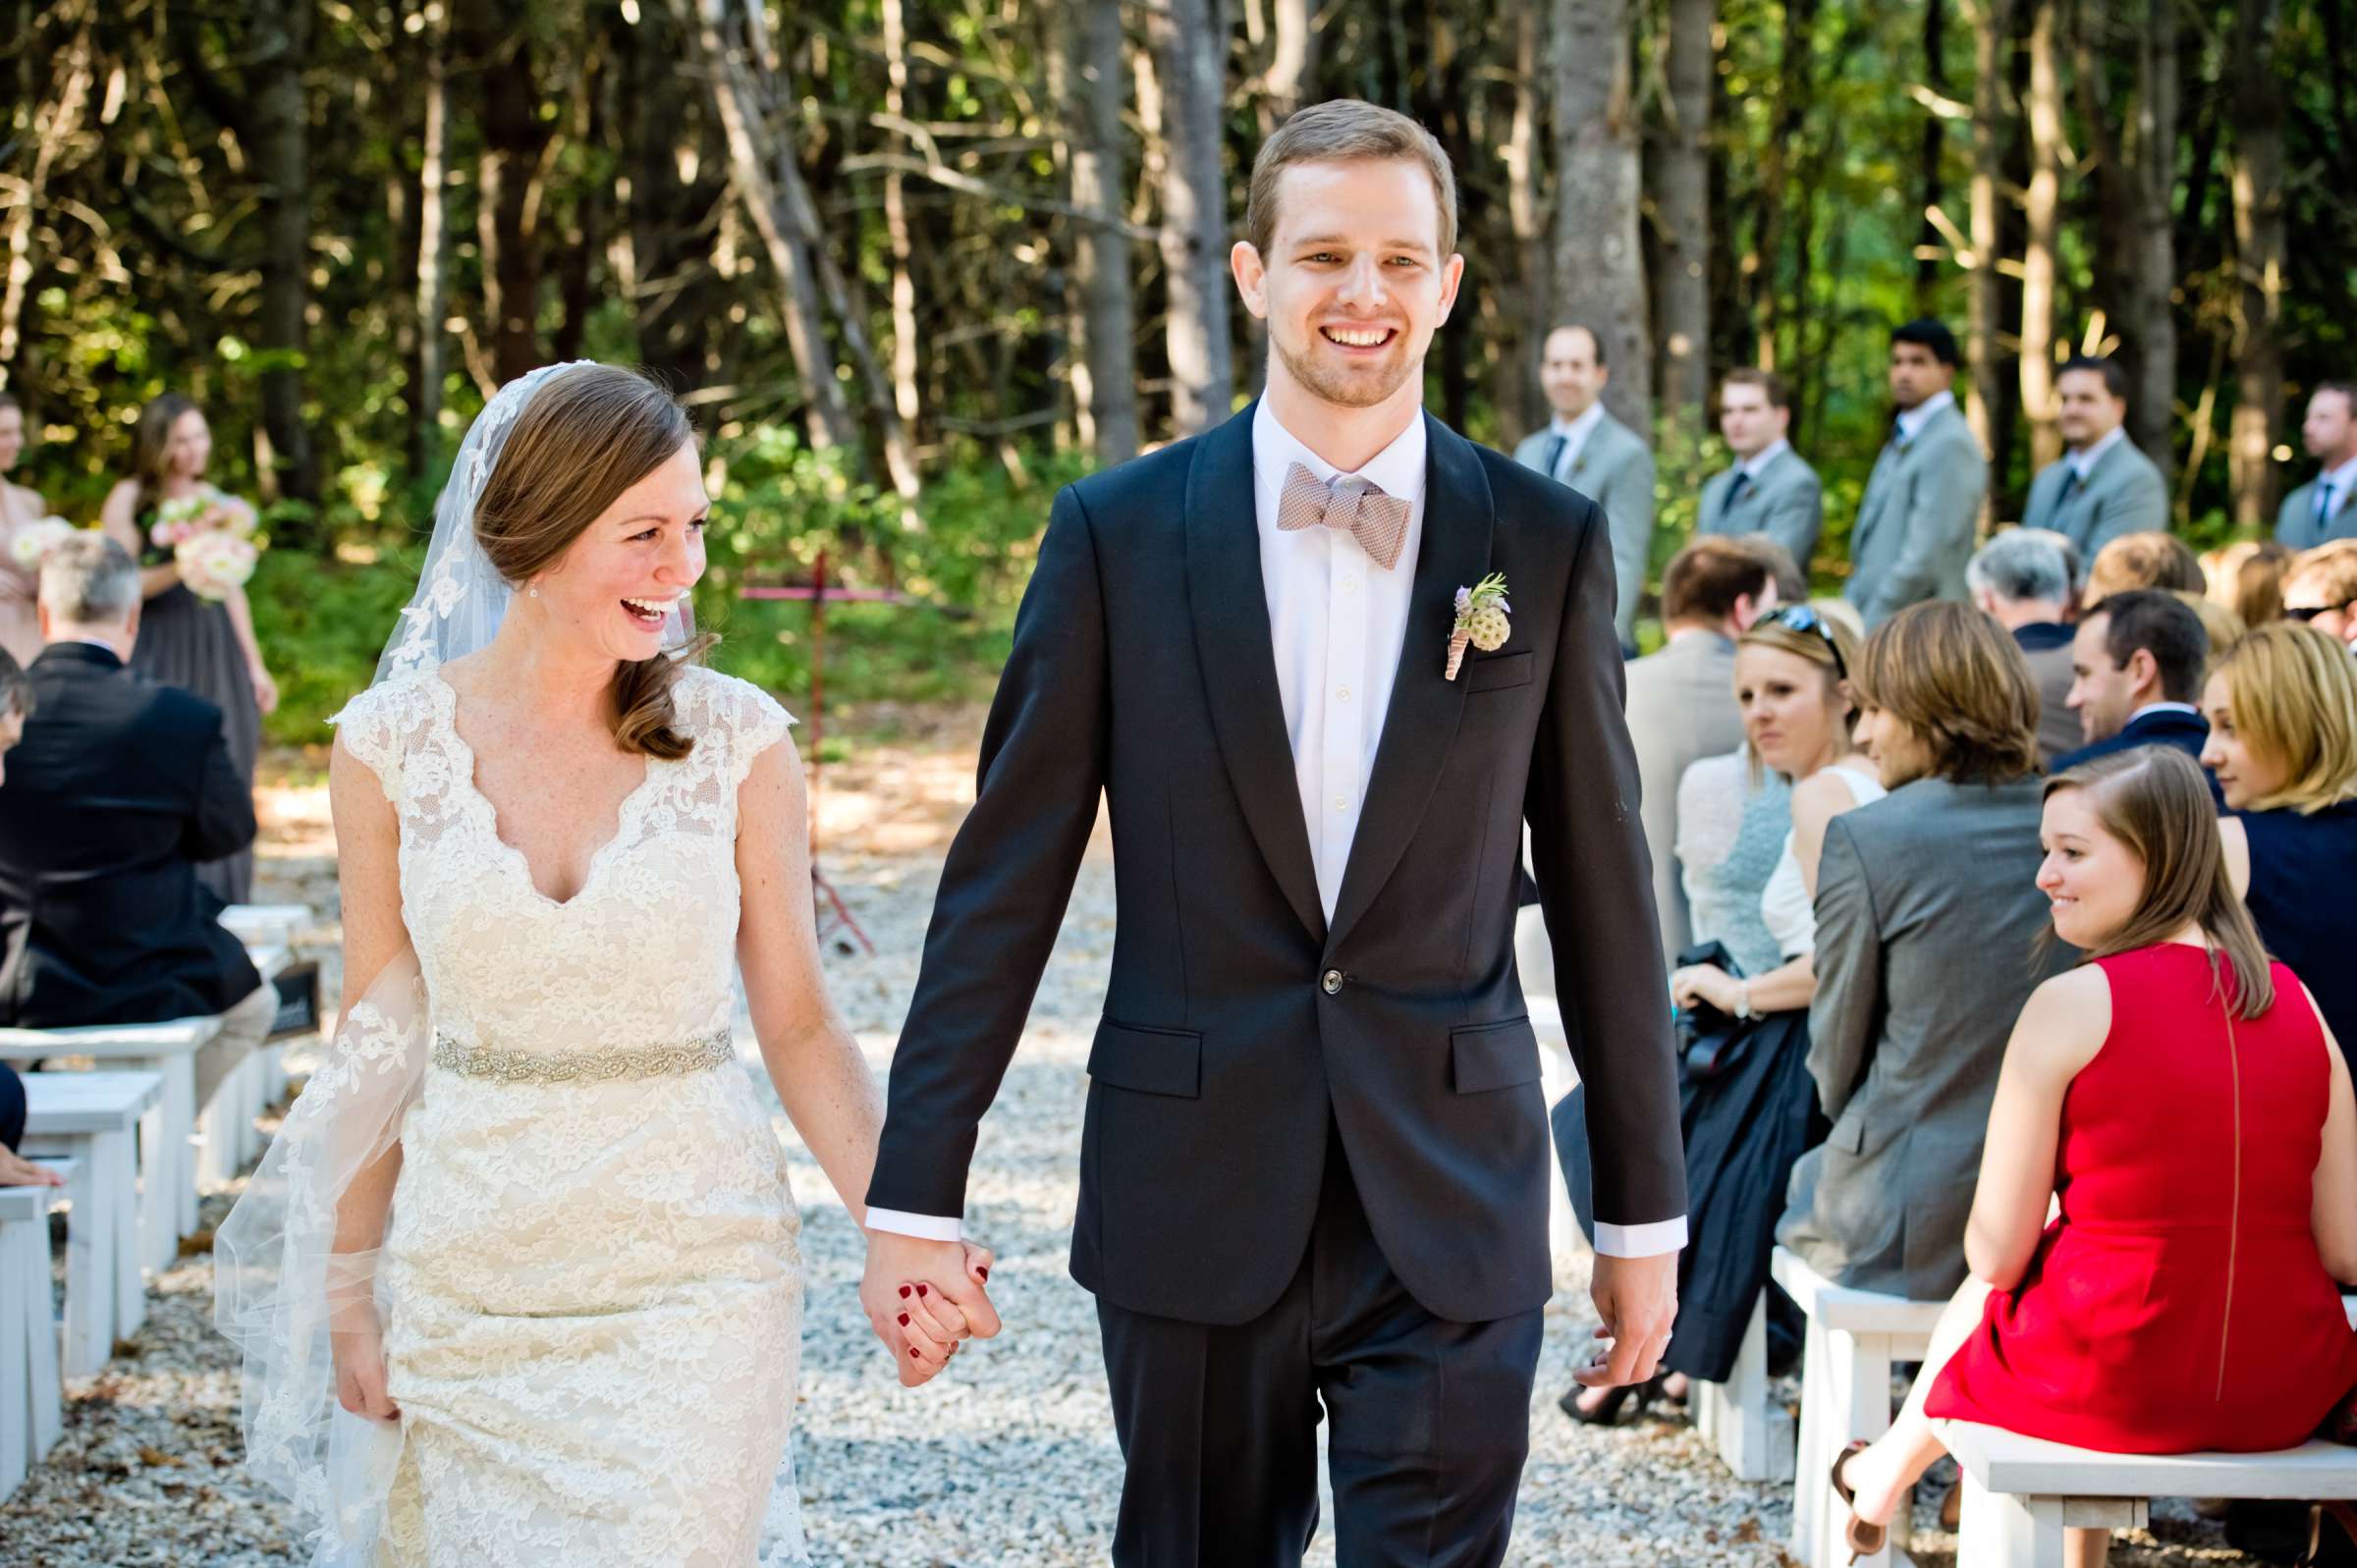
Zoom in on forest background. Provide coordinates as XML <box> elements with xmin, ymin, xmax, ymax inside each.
<box><xmin>1</xmin><ymin>0</ymin><xmax>2348</xmax><ymax>743</ymax></box>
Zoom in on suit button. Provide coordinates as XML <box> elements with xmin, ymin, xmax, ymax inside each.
<box><xmin>1321</xmin><ymin>969</ymin><xmax>1345</xmax><ymax>995</ymax></box>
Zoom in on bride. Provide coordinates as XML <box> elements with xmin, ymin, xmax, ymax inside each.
<box><xmin>215</xmin><ymin>363</ymin><xmax>996</xmax><ymax>1566</ymax></box>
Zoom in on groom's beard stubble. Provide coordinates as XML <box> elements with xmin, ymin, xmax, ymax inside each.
<box><xmin>1272</xmin><ymin>333</ymin><xmax>1421</xmax><ymax>411</ymax></box>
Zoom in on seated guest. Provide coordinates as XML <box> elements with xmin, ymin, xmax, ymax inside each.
<box><xmin>1697</xmin><ymin>369</ymin><xmax>1824</xmax><ymax>570</ymax></box>
<box><xmin>2206</xmin><ymin>537</ymin><xmax>2293</xmax><ymax>628</ymax></box>
<box><xmin>2057</xmin><ymin>589</ymin><xmax>2211</xmax><ymax>772</ymax></box>
<box><xmin>0</xmin><ymin>535</ymin><xmax>270</xmax><ymax>1114</ymax></box>
<box><xmin>1832</xmin><ymin>747</ymin><xmax>2357</xmax><ymax>1565</ymax></box>
<box><xmin>0</xmin><ymin>647</ymin><xmax>56</xmax><ymax>1190</ymax></box>
<box><xmin>2019</xmin><ymin>355</ymin><xmax>2168</xmax><ymax>559</ymax></box>
<box><xmin>2171</xmin><ymin>589</ymin><xmax>2245</xmax><ymax>669</ymax></box>
<box><xmin>1613</xmin><ymin>609</ymin><xmax>1874</xmax><ymax>1416</ymax></box>
<box><xmin>2283</xmin><ymin>539</ymin><xmax>2357</xmax><ymax>652</ymax></box>
<box><xmin>1624</xmin><ymin>538</ymin><xmax>1780</xmax><ymax>966</ymax></box>
<box><xmin>2276</xmin><ymin>380</ymin><xmax>2357</xmax><ymax>548</ymax></box>
<box><xmin>1778</xmin><ymin>603</ymin><xmax>2065</xmax><ymax>1298</ymax></box>
<box><xmin>2082</xmin><ymin>528</ymin><xmax>2203</xmax><ymax>608</ymax></box>
<box><xmin>1968</xmin><ymin>529</ymin><xmax>2080</xmax><ymax>766</ymax></box>
<box><xmin>2203</xmin><ymin>622</ymin><xmax>2357</xmax><ymax>1065</ymax></box>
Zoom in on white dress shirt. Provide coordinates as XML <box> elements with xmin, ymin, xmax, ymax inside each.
<box><xmin>2314</xmin><ymin>453</ymin><xmax>2357</xmax><ymax>525</ymax></box>
<box><xmin>1737</xmin><ymin>438</ymin><xmax>1792</xmax><ymax>481</ymax></box>
<box><xmin>1893</xmin><ymin>388</ymin><xmax>1956</xmax><ymax>447</ymax></box>
<box><xmin>1543</xmin><ymin>403</ymin><xmax>1610</xmax><ymax>481</ymax></box>
<box><xmin>872</xmin><ymin>400</ymin><xmax>1684</xmax><ymax>1259</ymax></box>
<box><xmin>2065</xmin><ymin>425</ymin><xmax>2125</xmax><ymax>480</ymax></box>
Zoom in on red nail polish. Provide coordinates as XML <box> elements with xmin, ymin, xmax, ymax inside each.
<box><xmin>898</xmin><ymin>1313</ymin><xmax>909</xmax><ymax>1325</ymax></box>
<box><xmin>915</xmin><ymin>1284</ymin><xmax>928</xmax><ymax>1298</ymax></box>
<box><xmin>910</xmin><ymin>1346</ymin><xmax>921</xmax><ymax>1358</ymax></box>
<box><xmin>898</xmin><ymin>1285</ymin><xmax>910</xmax><ymax>1299</ymax></box>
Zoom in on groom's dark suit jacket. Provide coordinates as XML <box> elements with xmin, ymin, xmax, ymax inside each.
<box><xmin>868</xmin><ymin>404</ymin><xmax>1683</xmax><ymax>1327</ymax></box>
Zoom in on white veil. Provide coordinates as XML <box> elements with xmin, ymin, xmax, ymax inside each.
<box><xmin>212</xmin><ymin>360</ymin><xmax>702</xmax><ymax>1564</ymax></box>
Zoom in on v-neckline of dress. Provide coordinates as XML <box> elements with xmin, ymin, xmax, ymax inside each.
<box><xmin>428</xmin><ymin>666</ymin><xmax>660</xmax><ymax>910</ymax></box>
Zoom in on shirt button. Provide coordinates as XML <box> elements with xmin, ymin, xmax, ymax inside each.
<box><xmin>1340</xmin><ymin>575</ymin><xmax>1359</xmax><ymax>594</ymax></box>
<box><xmin>1322</xmin><ymin>969</ymin><xmax>1345</xmax><ymax>995</ymax></box>
<box><xmin>1336</xmin><ymin>686</ymin><xmax>1351</xmax><ymax>703</ymax></box>
<box><xmin>1332</xmin><ymin>794</ymin><xmax>1349</xmax><ymax>812</ymax></box>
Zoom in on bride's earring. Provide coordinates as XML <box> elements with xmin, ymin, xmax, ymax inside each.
<box><xmin>527</xmin><ymin>583</ymin><xmax>540</xmax><ymax>599</ymax></box>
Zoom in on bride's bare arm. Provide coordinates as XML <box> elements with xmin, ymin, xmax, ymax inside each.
<box><xmin>736</xmin><ymin>733</ymin><xmax>885</xmax><ymax>1228</ymax></box>
<box><xmin>330</xmin><ymin>734</ymin><xmax>409</xmax><ymax>1252</ymax></box>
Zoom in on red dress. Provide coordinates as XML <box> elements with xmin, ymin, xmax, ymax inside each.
<box><xmin>1926</xmin><ymin>944</ymin><xmax>2357</xmax><ymax>1451</ymax></box>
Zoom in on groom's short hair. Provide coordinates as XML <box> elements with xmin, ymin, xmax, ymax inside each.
<box><xmin>1245</xmin><ymin>99</ymin><xmax>1458</xmax><ymax>263</ymax></box>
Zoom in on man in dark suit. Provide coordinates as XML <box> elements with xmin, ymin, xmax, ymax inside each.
<box><xmin>858</xmin><ymin>101</ymin><xmax>1682</xmax><ymax>1566</ymax></box>
<box><xmin>0</xmin><ymin>648</ymin><xmax>58</xmax><ymax>1190</ymax></box>
<box><xmin>2056</xmin><ymin>589</ymin><xmax>2212</xmax><ymax>773</ymax></box>
<box><xmin>0</xmin><ymin>535</ymin><xmax>268</xmax><ymax>1108</ymax></box>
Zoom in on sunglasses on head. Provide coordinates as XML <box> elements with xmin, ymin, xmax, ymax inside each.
<box><xmin>1754</xmin><ymin>605</ymin><xmax>1848</xmax><ymax>679</ymax></box>
<box><xmin>2287</xmin><ymin>602</ymin><xmax>2354</xmax><ymax>622</ymax></box>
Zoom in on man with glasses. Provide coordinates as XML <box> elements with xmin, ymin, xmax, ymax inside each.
<box><xmin>2284</xmin><ymin>541</ymin><xmax>2357</xmax><ymax>652</ymax></box>
<box><xmin>2276</xmin><ymin>382</ymin><xmax>2357</xmax><ymax>550</ymax></box>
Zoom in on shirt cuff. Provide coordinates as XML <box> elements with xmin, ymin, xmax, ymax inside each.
<box><xmin>864</xmin><ymin>1207</ymin><xmax>964</xmax><ymax>1243</ymax></box>
<box><xmin>1592</xmin><ymin>1217</ymin><xmax>1688</xmax><ymax>1258</ymax></box>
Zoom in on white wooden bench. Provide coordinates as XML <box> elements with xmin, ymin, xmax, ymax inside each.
<box><xmin>223</xmin><ymin>904</ymin><xmax>311</xmax><ymax>1107</ymax></box>
<box><xmin>203</xmin><ymin>942</ymin><xmax>294</xmax><ymax>1183</ymax></box>
<box><xmin>1773</xmin><ymin>1245</ymin><xmax>1948</xmax><ymax>1568</ymax></box>
<box><xmin>0</xmin><ymin>1179</ymin><xmax>65</xmax><ymax>1502</ymax></box>
<box><xmin>0</xmin><ymin>1018</ymin><xmax>220</xmax><ymax>1271</ymax></box>
<box><xmin>1946</xmin><ymin>1421</ymin><xmax>2357</xmax><ymax>1567</ymax></box>
<box><xmin>1692</xmin><ymin>1288</ymin><xmax>1795</xmax><ymax>1482</ymax></box>
<box><xmin>20</xmin><ymin>1071</ymin><xmax>161</xmax><ymax>1375</ymax></box>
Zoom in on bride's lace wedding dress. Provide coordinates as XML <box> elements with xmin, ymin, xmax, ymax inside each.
<box><xmin>321</xmin><ymin>661</ymin><xmax>810</xmax><ymax>1566</ymax></box>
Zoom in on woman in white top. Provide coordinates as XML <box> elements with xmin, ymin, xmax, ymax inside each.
<box><xmin>1572</xmin><ymin>605</ymin><xmax>1878</xmax><ymax>1421</ymax></box>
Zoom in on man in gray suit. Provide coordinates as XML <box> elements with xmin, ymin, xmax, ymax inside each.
<box><xmin>1696</xmin><ymin>368</ymin><xmax>1823</xmax><ymax>570</ymax></box>
<box><xmin>1514</xmin><ymin>323</ymin><xmax>1655</xmax><ymax>653</ymax></box>
<box><xmin>1966</xmin><ymin>528</ymin><xmax>2080</xmax><ymax>766</ymax></box>
<box><xmin>1623</xmin><ymin>538</ymin><xmax>1781</xmax><ymax>968</ymax></box>
<box><xmin>1776</xmin><ymin>603</ymin><xmax>2067</xmax><ymax>1299</ymax></box>
<box><xmin>2277</xmin><ymin>380</ymin><xmax>2357</xmax><ymax>548</ymax></box>
<box><xmin>2019</xmin><ymin>355</ymin><xmax>2167</xmax><ymax>557</ymax></box>
<box><xmin>1843</xmin><ymin>319</ymin><xmax>1988</xmax><ymax>627</ymax></box>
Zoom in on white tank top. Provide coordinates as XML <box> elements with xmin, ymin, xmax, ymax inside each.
<box><xmin>1759</xmin><ymin>763</ymin><xmax>1888</xmax><ymax>959</ymax></box>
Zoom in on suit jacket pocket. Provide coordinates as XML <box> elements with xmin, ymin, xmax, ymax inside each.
<box><xmin>1452</xmin><ymin>1016</ymin><xmax>1541</xmax><ymax>1093</ymax></box>
<box><xmin>1087</xmin><ymin>1020</ymin><xmax>1202</xmax><ymax>1098</ymax></box>
<box><xmin>1464</xmin><ymin>651</ymin><xmax>1534</xmax><ymax>693</ymax></box>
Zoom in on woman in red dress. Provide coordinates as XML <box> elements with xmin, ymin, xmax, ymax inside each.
<box><xmin>1833</xmin><ymin>744</ymin><xmax>2357</xmax><ymax>1568</ymax></box>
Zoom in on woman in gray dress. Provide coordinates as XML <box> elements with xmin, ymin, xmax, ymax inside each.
<box><xmin>99</xmin><ymin>394</ymin><xmax>277</xmax><ymax>903</ymax></box>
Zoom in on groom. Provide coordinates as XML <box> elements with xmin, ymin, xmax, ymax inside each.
<box><xmin>861</xmin><ymin>100</ymin><xmax>1683</xmax><ymax>1565</ymax></box>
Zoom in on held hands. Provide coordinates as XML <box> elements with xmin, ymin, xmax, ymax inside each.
<box><xmin>1575</xmin><ymin>1251</ymin><xmax>1678</xmax><ymax>1390</ymax></box>
<box><xmin>859</xmin><ymin>1231</ymin><xmax>1000</xmax><ymax>1388</ymax></box>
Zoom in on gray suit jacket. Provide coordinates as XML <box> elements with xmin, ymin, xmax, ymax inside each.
<box><xmin>2277</xmin><ymin>475</ymin><xmax>2357</xmax><ymax>549</ymax></box>
<box><xmin>2012</xmin><ymin>623</ymin><xmax>2082</xmax><ymax>768</ymax></box>
<box><xmin>1843</xmin><ymin>402</ymin><xmax>1988</xmax><ymax>627</ymax></box>
<box><xmin>1516</xmin><ymin>413</ymin><xmax>1656</xmax><ymax>646</ymax></box>
<box><xmin>1621</xmin><ymin>632</ymin><xmax>1744</xmax><ymax>966</ymax></box>
<box><xmin>1697</xmin><ymin>447</ymin><xmax>1824</xmax><ymax>569</ymax></box>
<box><xmin>2020</xmin><ymin>438</ymin><xmax>2167</xmax><ymax>559</ymax></box>
<box><xmin>1776</xmin><ymin>776</ymin><xmax>2069</xmax><ymax>1298</ymax></box>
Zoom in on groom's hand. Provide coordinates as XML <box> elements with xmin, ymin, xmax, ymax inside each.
<box><xmin>861</xmin><ymin>1231</ymin><xmax>1002</xmax><ymax>1386</ymax></box>
<box><xmin>1576</xmin><ymin>1251</ymin><xmax>1677</xmax><ymax>1389</ymax></box>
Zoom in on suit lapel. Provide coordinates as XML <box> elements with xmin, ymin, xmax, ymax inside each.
<box><xmin>1183</xmin><ymin>405</ymin><xmax>1328</xmax><ymax>944</ymax></box>
<box><xmin>1324</xmin><ymin>413</ymin><xmax>1495</xmax><ymax>950</ymax></box>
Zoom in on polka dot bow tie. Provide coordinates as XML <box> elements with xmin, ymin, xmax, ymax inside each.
<box><xmin>1275</xmin><ymin>461</ymin><xmax>1411</xmax><ymax>571</ymax></box>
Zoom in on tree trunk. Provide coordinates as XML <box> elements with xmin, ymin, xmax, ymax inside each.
<box><xmin>881</xmin><ymin>0</ymin><xmax>921</xmax><ymax>428</ymax></box>
<box><xmin>1917</xmin><ymin>0</ymin><xmax>1946</xmax><ymax>315</ymax></box>
<box><xmin>2020</xmin><ymin>0</ymin><xmax>2062</xmax><ymax>471</ymax></box>
<box><xmin>463</xmin><ymin>19</ymin><xmax>555</xmax><ymax>389</ymax></box>
<box><xmin>1494</xmin><ymin>7</ymin><xmax>1548</xmax><ymax>436</ymax></box>
<box><xmin>1550</xmin><ymin>0</ymin><xmax>1652</xmax><ymax>428</ymax></box>
<box><xmin>1066</xmin><ymin>0</ymin><xmax>1141</xmax><ymax>463</ymax></box>
<box><xmin>2127</xmin><ymin>0</ymin><xmax>2178</xmax><ymax>488</ymax></box>
<box><xmin>1962</xmin><ymin>0</ymin><xmax>2013</xmax><ymax>457</ymax></box>
<box><xmin>1265</xmin><ymin>0</ymin><xmax>1315</xmax><ymax>121</ymax></box>
<box><xmin>0</xmin><ymin>12</ymin><xmax>90</xmax><ymax>391</ymax></box>
<box><xmin>2227</xmin><ymin>0</ymin><xmax>2284</xmax><ymax>529</ymax></box>
<box><xmin>1654</xmin><ymin>0</ymin><xmax>1715</xmax><ymax>456</ymax></box>
<box><xmin>249</xmin><ymin>0</ymin><xmax>318</xmax><ymax>506</ymax></box>
<box><xmin>1148</xmin><ymin>0</ymin><xmax>1234</xmax><ymax>436</ymax></box>
<box><xmin>410</xmin><ymin>0</ymin><xmax>449</xmax><ymax>476</ymax></box>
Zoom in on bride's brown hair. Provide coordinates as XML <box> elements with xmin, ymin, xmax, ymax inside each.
<box><xmin>472</xmin><ymin>365</ymin><xmax>715</xmax><ymax>760</ymax></box>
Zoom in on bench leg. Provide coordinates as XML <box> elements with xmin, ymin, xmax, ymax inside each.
<box><xmin>1821</xmin><ymin>1327</ymin><xmax>1897</xmax><ymax>1568</ymax></box>
<box><xmin>137</xmin><ymin>1091</ymin><xmax>173</xmax><ymax>1275</ymax></box>
<box><xmin>96</xmin><ymin>1130</ymin><xmax>144</xmax><ymax>1341</ymax></box>
<box><xmin>0</xmin><ymin>1219</ymin><xmax>28</xmax><ymax>1500</ymax></box>
<box><xmin>56</xmin><ymin>1153</ymin><xmax>105</xmax><ymax>1378</ymax></box>
<box><xmin>1960</xmin><ymin>1474</ymin><xmax>2069</xmax><ymax>1568</ymax></box>
<box><xmin>163</xmin><ymin>1054</ymin><xmax>197</xmax><ymax>1243</ymax></box>
<box><xmin>21</xmin><ymin>1219</ymin><xmax>59</xmax><ymax>1458</ymax></box>
<box><xmin>1696</xmin><ymin>1289</ymin><xmax>1791</xmax><ymax>1484</ymax></box>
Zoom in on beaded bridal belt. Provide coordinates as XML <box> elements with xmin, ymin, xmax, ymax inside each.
<box><xmin>431</xmin><ymin>1030</ymin><xmax>736</xmax><ymax>1085</ymax></box>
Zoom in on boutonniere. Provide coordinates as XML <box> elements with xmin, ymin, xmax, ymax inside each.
<box><xmin>1446</xmin><ymin>572</ymin><xmax>1511</xmax><ymax>680</ymax></box>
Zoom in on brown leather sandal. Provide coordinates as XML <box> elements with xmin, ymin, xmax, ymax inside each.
<box><xmin>1829</xmin><ymin>1439</ymin><xmax>1890</xmax><ymax>1564</ymax></box>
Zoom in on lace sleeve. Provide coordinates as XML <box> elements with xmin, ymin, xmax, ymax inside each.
<box><xmin>329</xmin><ymin>677</ymin><xmax>414</xmax><ymax>801</ymax></box>
<box><xmin>702</xmin><ymin>671</ymin><xmax>797</xmax><ymax>790</ymax></box>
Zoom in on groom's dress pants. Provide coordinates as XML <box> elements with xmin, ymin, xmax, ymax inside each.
<box><xmin>1094</xmin><ymin>1128</ymin><xmax>1543</xmax><ymax>1568</ymax></box>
